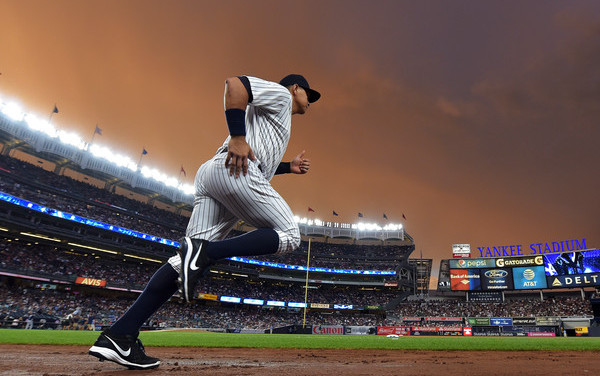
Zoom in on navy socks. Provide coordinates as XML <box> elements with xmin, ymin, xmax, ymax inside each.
<box><xmin>110</xmin><ymin>263</ymin><xmax>178</xmax><ymax>336</ymax></box>
<box><xmin>109</xmin><ymin>228</ymin><xmax>280</xmax><ymax>336</ymax></box>
<box><xmin>204</xmin><ymin>228</ymin><xmax>280</xmax><ymax>260</ymax></box>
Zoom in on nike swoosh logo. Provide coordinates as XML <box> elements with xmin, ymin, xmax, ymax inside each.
<box><xmin>106</xmin><ymin>335</ymin><xmax>131</xmax><ymax>357</ymax></box>
<box><xmin>188</xmin><ymin>238</ymin><xmax>201</xmax><ymax>271</ymax></box>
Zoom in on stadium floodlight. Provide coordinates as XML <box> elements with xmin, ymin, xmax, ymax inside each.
<box><xmin>355</xmin><ymin>222</ymin><xmax>380</xmax><ymax>231</ymax></box>
<box><xmin>89</xmin><ymin>144</ymin><xmax>138</xmax><ymax>171</ymax></box>
<box><xmin>24</xmin><ymin>113</ymin><xmax>57</xmax><ymax>137</ymax></box>
<box><xmin>140</xmin><ymin>166</ymin><xmax>179</xmax><ymax>188</ymax></box>
<box><xmin>180</xmin><ymin>183</ymin><xmax>194</xmax><ymax>195</ymax></box>
<box><xmin>383</xmin><ymin>223</ymin><xmax>402</xmax><ymax>231</ymax></box>
<box><xmin>57</xmin><ymin>130</ymin><xmax>86</xmax><ymax>150</ymax></box>
<box><xmin>1</xmin><ymin>101</ymin><xmax>25</xmax><ymax>122</ymax></box>
<box><xmin>295</xmin><ymin>216</ymin><xmax>308</xmax><ymax>224</ymax></box>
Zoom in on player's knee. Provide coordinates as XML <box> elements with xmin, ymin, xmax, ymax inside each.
<box><xmin>276</xmin><ymin>226</ymin><xmax>300</xmax><ymax>254</ymax></box>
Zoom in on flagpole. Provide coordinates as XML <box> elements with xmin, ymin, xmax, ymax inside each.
<box><xmin>48</xmin><ymin>104</ymin><xmax>58</xmax><ymax>122</ymax></box>
<box><xmin>137</xmin><ymin>148</ymin><xmax>145</xmax><ymax>170</ymax></box>
<box><xmin>302</xmin><ymin>238</ymin><xmax>312</xmax><ymax>329</ymax></box>
<box><xmin>137</xmin><ymin>154</ymin><xmax>143</xmax><ymax>168</ymax></box>
<box><xmin>89</xmin><ymin>125</ymin><xmax>98</xmax><ymax>148</ymax></box>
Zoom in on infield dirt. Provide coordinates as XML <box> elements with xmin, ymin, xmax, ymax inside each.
<box><xmin>0</xmin><ymin>344</ymin><xmax>599</xmax><ymax>375</ymax></box>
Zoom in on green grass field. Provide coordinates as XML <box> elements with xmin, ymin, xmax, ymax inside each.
<box><xmin>0</xmin><ymin>329</ymin><xmax>599</xmax><ymax>351</ymax></box>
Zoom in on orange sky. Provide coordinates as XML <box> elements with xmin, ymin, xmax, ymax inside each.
<box><xmin>1</xmin><ymin>1</ymin><xmax>599</xmax><ymax>276</ymax></box>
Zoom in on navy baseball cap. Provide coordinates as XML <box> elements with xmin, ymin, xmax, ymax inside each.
<box><xmin>279</xmin><ymin>74</ymin><xmax>321</xmax><ymax>103</ymax></box>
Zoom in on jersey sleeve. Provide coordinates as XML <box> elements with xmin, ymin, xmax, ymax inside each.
<box><xmin>245</xmin><ymin>76</ymin><xmax>292</xmax><ymax>113</ymax></box>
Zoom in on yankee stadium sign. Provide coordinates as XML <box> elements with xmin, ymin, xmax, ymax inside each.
<box><xmin>476</xmin><ymin>238</ymin><xmax>587</xmax><ymax>258</ymax></box>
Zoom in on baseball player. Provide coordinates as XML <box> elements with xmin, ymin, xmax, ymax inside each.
<box><xmin>89</xmin><ymin>74</ymin><xmax>320</xmax><ymax>369</ymax></box>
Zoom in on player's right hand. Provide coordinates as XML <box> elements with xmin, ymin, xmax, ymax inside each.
<box><xmin>225</xmin><ymin>136</ymin><xmax>256</xmax><ymax>178</ymax></box>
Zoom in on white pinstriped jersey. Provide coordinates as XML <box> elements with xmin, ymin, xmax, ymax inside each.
<box><xmin>167</xmin><ymin>74</ymin><xmax>301</xmax><ymax>272</ymax></box>
<box><xmin>216</xmin><ymin>76</ymin><xmax>293</xmax><ymax>181</ymax></box>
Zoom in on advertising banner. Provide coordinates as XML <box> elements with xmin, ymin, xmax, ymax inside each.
<box><xmin>345</xmin><ymin>326</ymin><xmax>374</xmax><ymax>335</ymax></box>
<box><xmin>197</xmin><ymin>293</ymin><xmax>218</xmax><ymax>301</ymax></box>
<box><xmin>424</xmin><ymin>317</ymin><xmax>463</xmax><ymax>322</ymax></box>
<box><xmin>310</xmin><ymin>303</ymin><xmax>330</xmax><ymax>309</ymax></box>
<box><xmin>481</xmin><ymin>268</ymin><xmax>514</xmax><ymax>290</ymax></box>
<box><xmin>536</xmin><ymin>317</ymin><xmax>561</xmax><ymax>326</ymax></box>
<box><xmin>450</xmin><ymin>269</ymin><xmax>481</xmax><ymax>291</ymax></box>
<box><xmin>512</xmin><ymin>317</ymin><xmax>537</xmax><ymax>325</ymax></box>
<box><xmin>452</xmin><ymin>244</ymin><xmax>471</xmax><ymax>258</ymax></box>
<box><xmin>467</xmin><ymin>317</ymin><xmax>490</xmax><ymax>326</ymax></box>
<box><xmin>463</xmin><ymin>327</ymin><xmax>473</xmax><ymax>336</ymax></box>
<box><xmin>411</xmin><ymin>326</ymin><xmax>463</xmax><ymax>336</ymax></box>
<box><xmin>377</xmin><ymin>326</ymin><xmax>411</xmax><ymax>336</ymax></box>
<box><xmin>528</xmin><ymin>332</ymin><xmax>556</xmax><ymax>337</ymax></box>
<box><xmin>437</xmin><ymin>259</ymin><xmax>451</xmax><ymax>291</ymax></box>
<box><xmin>402</xmin><ymin>317</ymin><xmax>422</xmax><ymax>322</ymax></box>
<box><xmin>547</xmin><ymin>273</ymin><xmax>600</xmax><ymax>288</ymax></box>
<box><xmin>496</xmin><ymin>255</ymin><xmax>544</xmax><ymax>268</ymax></box>
<box><xmin>512</xmin><ymin>266</ymin><xmax>547</xmax><ymax>289</ymax></box>
<box><xmin>490</xmin><ymin>317</ymin><xmax>513</xmax><ymax>326</ymax></box>
<box><xmin>75</xmin><ymin>276</ymin><xmax>106</xmax><ymax>287</ymax></box>
<box><xmin>312</xmin><ymin>325</ymin><xmax>344</xmax><ymax>335</ymax></box>
<box><xmin>449</xmin><ymin>258</ymin><xmax>496</xmax><ymax>269</ymax></box>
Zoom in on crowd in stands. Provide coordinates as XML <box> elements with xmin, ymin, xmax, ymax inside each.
<box><xmin>0</xmin><ymin>154</ymin><xmax>187</xmax><ymax>240</ymax></box>
<box><xmin>0</xmin><ymin>284</ymin><xmax>594</xmax><ymax>331</ymax></box>
<box><xmin>0</xmin><ymin>240</ymin><xmax>397</xmax><ymax>307</ymax></box>
<box><xmin>391</xmin><ymin>296</ymin><xmax>593</xmax><ymax>320</ymax></box>
<box><xmin>2</xmin><ymin>154</ymin><xmax>595</xmax><ymax>332</ymax></box>
<box><xmin>0</xmin><ymin>153</ymin><xmax>407</xmax><ymax>271</ymax></box>
<box><xmin>0</xmin><ymin>242</ymin><xmax>156</xmax><ymax>288</ymax></box>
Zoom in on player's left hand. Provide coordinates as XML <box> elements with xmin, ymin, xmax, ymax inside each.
<box><xmin>290</xmin><ymin>150</ymin><xmax>310</xmax><ymax>174</ymax></box>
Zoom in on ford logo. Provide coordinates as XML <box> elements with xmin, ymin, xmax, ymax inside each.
<box><xmin>485</xmin><ymin>269</ymin><xmax>508</xmax><ymax>278</ymax></box>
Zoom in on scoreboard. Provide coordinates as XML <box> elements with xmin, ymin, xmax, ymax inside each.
<box><xmin>445</xmin><ymin>249</ymin><xmax>600</xmax><ymax>291</ymax></box>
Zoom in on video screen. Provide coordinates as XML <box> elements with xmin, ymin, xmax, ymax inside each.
<box><xmin>543</xmin><ymin>249</ymin><xmax>600</xmax><ymax>276</ymax></box>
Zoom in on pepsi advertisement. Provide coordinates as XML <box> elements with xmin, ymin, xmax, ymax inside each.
<box><xmin>513</xmin><ymin>266</ymin><xmax>548</xmax><ymax>290</ymax></box>
<box><xmin>481</xmin><ymin>268</ymin><xmax>514</xmax><ymax>290</ymax></box>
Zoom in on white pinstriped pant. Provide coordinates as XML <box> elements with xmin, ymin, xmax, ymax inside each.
<box><xmin>168</xmin><ymin>153</ymin><xmax>300</xmax><ymax>273</ymax></box>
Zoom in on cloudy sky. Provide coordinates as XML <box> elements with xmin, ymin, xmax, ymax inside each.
<box><xmin>1</xmin><ymin>1</ymin><xmax>599</xmax><ymax>276</ymax></box>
